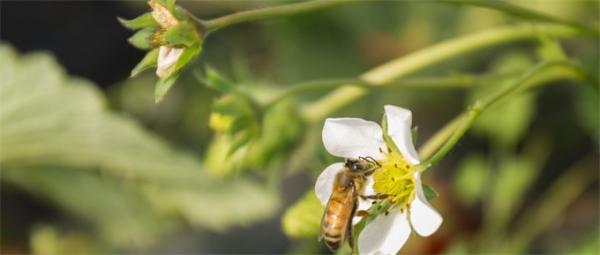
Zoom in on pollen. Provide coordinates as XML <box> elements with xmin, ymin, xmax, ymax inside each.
<box><xmin>373</xmin><ymin>151</ymin><xmax>416</xmax><ymax>208</ymax></box>
<box><xmin>209</xmin><ymin>112</ymin><xmax>234</xmax><ymax>133</ymax></box>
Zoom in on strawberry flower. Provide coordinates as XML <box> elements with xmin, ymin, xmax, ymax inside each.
<box><xmin>314</xmin><ymin>105</ymin><xmax>443</xmax><ymax>255</ymax></box>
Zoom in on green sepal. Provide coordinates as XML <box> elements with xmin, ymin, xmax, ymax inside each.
<box><xmin>411</xmin><ymin>126</ymin><xmax>419</xmax><ymax>147</ymax></box>
<box><xmin>203</xmin><ymin>66</ymin><xmax>236</xmax><ymax>93</ymax></box>
<box><xmin>131</xmin><ymin>48</ymin><xmax>159</xmax><ymax>77</ymax></box>
<box><xmin>118</xmin><ymin>13</ymin><xmax>157</xmax><ymax>30</ymax></box>
<box><xmin>155</xmin><ymin>74</ymin><xmax>177</xmax><ymax>103</ymax></box>
<box><xmin>164</xmin><ymin>22</ymin><xmax>200</xmax><ymax>47</ymax></box>
<box><xmin>423</xmin><ymin>184</ymin><xmax>439</xmax><ymax>200</ymax></box>
<box><xmin>227</xmin><ymin>131</ymin><xmax>254</xmax><ymax>157</ymax></box>
<box><xmin>128</xmin><ymin>27</ymin><xmax>155</xmax><ymax>50</ymax></box>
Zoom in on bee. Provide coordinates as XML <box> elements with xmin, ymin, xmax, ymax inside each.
<box><xmin>319</xmin><ymin>157</ymin><xmax>380</xmax><ymax>252</ymax></box>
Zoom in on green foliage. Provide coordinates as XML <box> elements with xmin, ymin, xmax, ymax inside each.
<box><xmin>0</xmin><ymin>44</ymin><xmax>278</xmax><ymax>249</ymax></box>
<box><xmin>203</xmin><ymin>65</ymin><xmax>237</xmax><ymax>93</ymax></box>
<box><xmin>282</xmin><ymin>191</ymin><xmax>323</xmax><ymax>238</ymax></box>
<box><xmin>454</xmin><ymin>154</ymin><xmax>489</xmax><ymax>205</ymax></box>
<box><xmin>471</xmin><ymin>53</ymin><xmax>536</xmax><ymax>149</ymax></box>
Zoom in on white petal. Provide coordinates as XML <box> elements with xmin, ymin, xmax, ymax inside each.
<box><xmin>384</xmin><ymin>105</ymin><xmax>420</xmax><ymax>165</ymax></box>
<box><xmin>156</xmin><ymin>46</ymin><xmax>184</xmax><ymax>78</ymax></box>
<box><xmin>409</xmin><ymin>172</ymin><xmax>442</xmax><ymax>236</ymax></box>
<box><xmin>314</xmin><ymin>162</ymin><xmax>345</xmax><ymax>206</ymax></box>
<box><xmin>322</xmin><ymin>118</ymin><xmax>386</xmax><ymax>160</ymax></box>
<box><xmin>353</xmin><ymin>176</ymin><xmax>376</xmax><ymax>225</ymax></box>
<box><xmin>358</xmin><ymin>209</ymin><xmax>411</xmax><ymax>255</ymax></box>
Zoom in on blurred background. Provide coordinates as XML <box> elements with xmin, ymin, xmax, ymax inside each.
<box><xmin>1</xmin><ymin>0</ymin><xmax>598</xmax><ymax>254</ymax></box>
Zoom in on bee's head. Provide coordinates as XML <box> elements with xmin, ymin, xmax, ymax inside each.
<box><xmin>345</xmin><ymin>158</ymin><xmax>373</xmax><ymax>173</ymax></box>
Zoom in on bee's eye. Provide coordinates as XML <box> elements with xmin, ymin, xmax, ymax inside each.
<box><xmin>352</xmin><ymin>164</ymin><xmax>363</xmax><ymax>171</ymax></box>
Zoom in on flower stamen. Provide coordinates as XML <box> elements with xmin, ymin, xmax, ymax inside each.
<box><xmin>373</xmin><ymin>150</ymin><xmax>416</xmax><ymax>209</ymax></box>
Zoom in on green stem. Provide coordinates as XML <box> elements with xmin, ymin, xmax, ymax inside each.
<box><xmin>263</xmin><ymin>72</ymin><xmax>517</xmax><ymax>108</ymax></box>
<box><xmin>417</xmin><ymin>61</ymin><xmax>590</xmax><ymax>172</ymax></box>
<box><xmin>300</xmin><ymin>24</ymin><xmax>583</xmax><ymax>122</ymax></box>
<box><xmin>441</xmin><ymin>0</ymin><xmax>599</xmax><ymax>35</ymax></box>
<box><xmin>203</xmin><ymin>0</ymin><xmax>351</xmax><ymax>34</ymax></box>
<box><xmin>264</xmin><ymin>78</ymin><xmax>368</xmax><ymax>108</ymax></box>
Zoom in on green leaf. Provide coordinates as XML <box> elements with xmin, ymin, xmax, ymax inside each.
<box><xmin>131</xmin><ymin>48</ymin><xmax>159</xmax><ymax>77</ymax></box>
<box><xmin>282</xmin><ymin>190</ymin><xmax>323</xmax><ymax>238</ymax></box>
<box><xmin>537</xmin><ymin>37</ymin><xmax>567</xmax><ymax>62</ymax></box>
<box><xmin>118</xmin><ymin>13</ymin><xmax>157</xmax><ymax>30</ymax></box>
<box><xmin>453</xmin><ymin>153</ymin><xmax>489</xmax><ymax>205</ymax></box>
<box><xmin>0</xmin><ymin>44</ymin><xmax>279</xmax><ymax>237</ymax></box>
<box><xmin>164</xmin><ymin>22</ymin><xmax>200</xmax><ymax>47</ymax></box>
<box><xmin>203</xmin><ymin>65</ymin><xmax>237</xmax><ymax>93</ymax></box>
<box><xmin>3</xmin><ymin>167</ymin><xmax>164</xmax><ymax>247</ymax></box>
<box><xmin>128</xmin><ymin>27</ymin><xmax>155</xmax><ymax>50</ymax></box>
<box><xmin>422</xmin><ymin>184</ymin><xmax>439</xmax><ymax>200</ymax></box>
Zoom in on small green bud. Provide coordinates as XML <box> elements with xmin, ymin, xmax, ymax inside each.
<box><xmin>282</xmin><ymin>191</ymin><xmax>323</xmax><ymax>238</ymax></box>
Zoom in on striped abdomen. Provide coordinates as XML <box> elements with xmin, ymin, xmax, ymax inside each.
<box><xmin>320</xmin><ymin>173</ymin><xmax>357</xmax><ymax>251</ymax></box>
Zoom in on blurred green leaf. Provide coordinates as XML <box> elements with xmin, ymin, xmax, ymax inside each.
<box><xmin>537</xmin><ymin>37</ymin><xmax>567</xmax><ymax>62</ymax></box>
<box><xmin>575</xmin><ymin>85</ymin><xmax>599</xmax><ymax>141</ymax></box>
<box><xmin>4</xmin><ymin>168</ymin><xmax>163</xmax><ymax>247</ymax></box>
<box><xmin>473</xmin><ymin>92</ymin><xmax>535</xmax><ymax>149</ymax></box>
<box><xmin>118</xmin><ymin>13</ymin><xmax>157</xmax><ymax>30</ymax></box>
<box><xmin>453</xmin><ymin>153</ymin><xmax>489</xmax><ymax>205</ymax></box>
<box><xmin>203</xmin><ymin>65</ymin><xmax>237</xmax><ymax>93</ymax></box>
<box><xmin>0</xmin><ymin>44</ymin><xmax>279</xmax><ymax>244</ymax></box>
<box><xmin>30</xmin><ymin>225</ymin><xmax>104</xmax><ymax>255</ymax></box>
<box><xmin>282</xmin><ymin>190</ymin><xmax>323</xmax><ymax>238</ymax></box>
<box><xmin>131</xmin><ymin>48</ymin><xmax>159</xmax><ymax>77</ymax></box>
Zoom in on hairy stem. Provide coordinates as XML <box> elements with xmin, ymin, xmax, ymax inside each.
<box><xmin>300</xmin><ymin>24</ymin><xmax>583</xmax><ymax>122</ymax></box>
<box><xmin>418</xmin><ymin>61</ymin><xmax>590</xmax><ymax>172</ymax></box>
<box><xmin>203</xmin><ymin>0</ymin><xmax>351</xmax><ymax>34</ymax></box>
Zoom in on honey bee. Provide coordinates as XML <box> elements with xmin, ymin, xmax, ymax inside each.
<box><xmin>320</xmin><ymin>157</ymin><xmax>380</xmax><ymax>252</ymax></box>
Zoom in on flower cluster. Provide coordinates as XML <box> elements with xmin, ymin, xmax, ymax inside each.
<box><xmin>119</xmin><ymin>0</ymin><xmax>203</xmax><ymax>102</ymax></box>
<box><xmin>315</xmin><ymin>105</ymin><xmax>442</xmax><ymax>255</ymax></box>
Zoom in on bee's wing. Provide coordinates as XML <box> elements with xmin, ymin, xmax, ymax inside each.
<box><xmin>315</xmin><ymin>162</ymin><xmax>346</xmax><ymax>205</ymax></box>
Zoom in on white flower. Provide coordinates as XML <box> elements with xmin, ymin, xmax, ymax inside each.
<box><xmin>314</xmin><ymin>105</ymin><xmax>443</xmax><ymax>255</ymax></box>
<box><xmin>156</xmin><ymin>46</ymin><xmax>184</xmax><ymax>78</ymax></box>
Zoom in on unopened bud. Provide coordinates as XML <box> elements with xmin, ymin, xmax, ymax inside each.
<box><xmin>156</xmin><ymin>46</ymin><xmax>183</xmax><ymax>78</ymax></box>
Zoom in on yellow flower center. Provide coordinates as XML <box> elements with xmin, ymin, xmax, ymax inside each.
<box><xmin>373</xmin><ymin>151</ymin><xmax>416</xmax><ymax>209</ymax></box>
<box><xmin>209</xmin><ymin>113</ymin><xmax>233</xmax><ymax>133</ymax></box>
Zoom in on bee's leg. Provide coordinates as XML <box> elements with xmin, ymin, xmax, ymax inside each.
<box><xmin>360</xmin><ymin>194</ymin><xmax>389</xmax><ymax>200</ymax></box>
<box><xmin>347</xmin><ymin>225</ymin><xmax>355</xmax><ymax>254</ymax></box>
<box><xmin>356</xmin><ymin>210</ymin><xmax>369</xmax><ymax>217</ymax></box>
